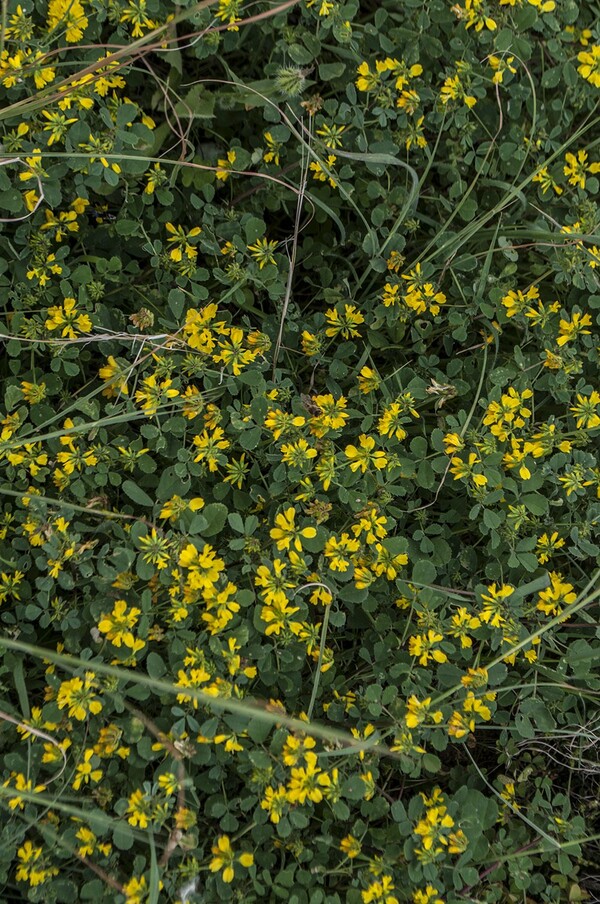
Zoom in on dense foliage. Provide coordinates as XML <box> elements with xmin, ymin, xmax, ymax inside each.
<box><xmin>0</xmin><ymin>0</ymin><xmax>599</xmax><ymax>901</ymax></box>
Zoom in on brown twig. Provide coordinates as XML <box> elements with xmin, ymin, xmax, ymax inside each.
<box><xmin>73</xmin><ymin>850</ymin><xmax>126</xmax><ymax>894</ymax></box>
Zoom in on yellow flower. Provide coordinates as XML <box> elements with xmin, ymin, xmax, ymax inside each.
<box><xmin>247</xmin><ymin>237</ymin><xmax>278</xmax><ymax>269</ymax></box>
<box><xmin>309</xmin><ymin>394</ymin><xmax>349</xmax><ymax>435</ymax></box>
<box><xmin>209</xmin><ymin>835</ymin><xmax>253</xmax><ymax>883</ymax></box>
<box><xmin>537</xmin><ymin>571</ymin><xmax>576</xmax><ymax>616</ymax></box>
<box><xmin>216</xmin><ymin>148</ymin><xmax>237</xmax><ymax>181</ymax></box>
<box><xmin>440</xmin><ymin>72</ymin><xmax>477</xmax><ymax>107</ymax></box>
<box><xmin>345</xmin><ymin>434</ymin><xmax>388</xmax><ymax>473</ymax></box>
<box><xmin>405</xmin><ymin>696</ymin><xmax>443</xmax><ymax>729</ymax></box>
<box><xmin>378</xmin><ymin>403</ymin><xmax>408</xmax><ymax>442</ymax></box>
<box><xmin>261</xmin><ymin>785</ymin><xmax>287</xmax><ymax>823</ymax></box>
<box><xmin>3</xmin><ymin>772</ymin><xmax>46</xmax><ymax>810</ymax></box>
<box><xmin>97</xmin><ymin>599</ymin><xmax>142</xmax><ymax>648</ymax></box>
<box><xmin>216</xmin><ymin>0</ymin><xmax>244</xmax><ymax>31</ymax></box>
<box><xmin>447</xmin><ymin>607</ymin><xmax>480</xmax><ymax>648</ymax></box>
<box><xmin>316</xmin><ymin>122</ymin><xmax>346</xmax><ymax>148</ymax></box>
<box><xmin>324</xmin><ymin>533</ymin><xmax>360</xmax><ymax>572</ymax></box>
<box><xmin>362</xmin><ymin>875</ymin><xmax>398</xmax><ymax>904</ymax></box>
<box><xmin>270</xmin><ymin>507</ymin><xmax>317</xmax><ymax>551</ymax></box>
<box><xmin>309</xmin><ymin>154</ymin><xmax>338</xmax><ymax>188</ymax></box>
<box><xmin>137</xmin><ymin>528</ymin><xmax>172</xmax><ymax>570</ymax></box>
<box><xmin>556</xmin><ymin>311</ymin><xmax>592</xmax><ymax>346</ymax></box>
<box><xmin>119</xmin><ymin>0</ymin><xmax>155</xmax><ymax>37</ymax></box>
<box><xmin>99</xmin><ymin>355</ymin><xmax>129</xmax><ymax>397</ymax></box>
<box><xmin>501</xmin><ymin>285</ymin><xmax>539</xmax><ymax>317</ymax></box>
<box><xmin>356</xmin><ymin>61</ymin><xmax>379</xmax><ymax>92</ymax></box>
<box><xmin>41</xmin><ymin>109</ymin><xmax>77</xmax><ymax>145</ymax></box>
<box><xmin>126</xmin><ymin>789</ymin><xmax>153</xmax><ymax>828</ymax></box>
<box><xmin>260</xmin><ymin>596</ymin><xmax>303</xmax><ymax>637</ymax></box>
<box><xmin>255</xmin><ymin>559</ymin><xmax>295</xmax><ymax>605</ymax></box>
<box><xmin>442</xmin><ymin>432</ymin><xmax>464</xmax><ymax>455</ymax></box>
<box><xmin>75</xmin><ymin>826</ymin><xmax>111</xmax><ymax>858</ymax></box>
<box><xmin>372</xmin><ymin>543</ymin><xmax>408</xmax><ymax>581</ymax></box>
<box><xmin>413</xmin><ymin>885</ymin><xmax>444</xmax><ymax>904</ymax></box>
<box><xmin>213</xmin><ymin>327</ymin><xmax>256</xmax><ymax>374</ymax></box>
<box><xmin>280</xmin><ymin>438</ymin><xmax>318</xmax><ymax>467</ymax></box>
<box><xmin>480</xmin><ymin>583</ymin><xmax>514</xmax><ymax>627</ymax></box>
<box><xmin>144</xmin><ymin>162</ymin><xmax>165</xmax><ymax>194</ymax></box>
<box><xmin>263</xmin><ymin>131</ymin><xmax>282</xmax><ymax>165</ymax></box>
<box><xmin>286</xmin><ymin>755</ymin><xmax>331</xmax><ymax>804</ymax></box>
<box><xmin>72</xmin><ymin>748</ymin><xmax>103</xmax><ymax>790</ymax></box>
<box><xmin>500</xmin><ymin>780</ymin><xmax>520</xmax><ymax>809</ymax></box>
<box><xmin>461</xmin><ymin>0</ymin><xmax>497</xmax><ymax>31</ymax></box>
<box><xmin>45</xmin><ymin>297</ymin><xmax>92</xmax><ymax>339</ymax></box>
<box><xmin>577</xmin><ymin>45</ymin><xmax>600</xmax><ymax>88</ymax></box>
<box><xmin>382</xmin><ymin>282</ymin><xmax>401</xmax><ymax>307</ymax></box>
<box><xmin>135</xmin><ymin>374</ymin><xmax>179</xmax><ymax>417</ymax></box>
<box><xmin>414</xmin><ymin>804</ymin><xmax>454</xmax><ymax>851</ymax></box>
<box><xmin>20</xmin><ymin>381</ymin><xmax>46</xmax><ymax>404</ymax></box>
<box><xmin>191</xmin><ymin>427</ymin><xmax>229</xmax><ymax>471</ymax></box>
<box><xmin>159</xmin><ymin>494</ymin><xmax>204</xmax><ymax>522</ymax></box>
<box><xmin>569</xmin><ymin>392</ymin><xmax>600</xmax><ymax>429</ymax></box>
<box><xmin>165</xmin><ymin>221</ymin><xmax>201</xmax><ymax>261</ymax></box>
<box><xmin>47</xmin><ymin>0</ymin><xmax>88</xmax><ymax>42</ymax></box>
<box><xmin>408</xmin><ymin>630</ymin><xmax>448</xmax><ymax>666</ymax></box>
<box><xmin>563</xmin><ymin>149</ymin><xmax>600</xmax><ymax>190</ymax></box>
<box><xmin>16</xmin><ymin>839</ymin><xmax>58</xmax><ymax>886</ymax></box>
<box><xmin>264</xmin><ymin>408</ymin><xmax>306</xmax><ymax>440</ymax></box>
<box><xmin>532</xmin><ymin>166</ymin><xmax>563</xmax><ymax>195</ymax></box>
<box><xmin>340</xmin><ymin>834</ymin><xmax>362</xmax><ymax>858</ymax></box>
<box><xmin>487</xmin><ymin>54</ymin><xmax>516</xmax><ymax>84</ymax></box>
<box><xmin>301</xmin><ymin>330</ymin><xmax>323</xmax><ymax>356</ymax></box>
<box><xmin>56</xmin><ymin>672</ymin><xmax>103</xmax><ymax>720</ymax></box>
<box><xmin>449</xmin><ymin>452</ymin><xmax>487</xmax><ymax>486</ymax></box>
<box><xmin>357</xmin><ymin>366</ymin><xmax>380</xmax><ymax>394</ymax></box>
<box><xmin>352</xmin><ymin>508</ymin><xmax>387</xmax><ymax>544</ymax></box>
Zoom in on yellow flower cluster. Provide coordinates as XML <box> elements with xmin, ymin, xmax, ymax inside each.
<box><xmin>383</xmin><ymin>263</ymin><xmax>446</xmax><ymax>316</ymax></box>
<box><xmin>413</xmin><ymin>787</ymin><xmax>468</xmax><ymax>863</ymax></box>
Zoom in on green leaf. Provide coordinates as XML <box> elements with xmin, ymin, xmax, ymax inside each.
<box><xmin>391</xmin><ymin>800</ymin><xmax>407</xmax><ymax>822</ymax></box>
<box><xmin>239</xmin><ymin>425</ymin><xmax>262</xmax><ymax>449</ymax></box>
<box><xmin>483</xmin><ymin>509</ymin><xmax>502</xmax><ymax>529</ymax></box>
<box><xmin>168</xmin><ymin>288</ymin><xmax>186</xmax><ymax>319</ymax></box>
<box><xmin>459</xmin><ymin>867</ymin><xmax>480</xmax><ymax>887</ymax></box>
<box><xmin>510</xmin><ymin>573</ymin><xmax>549</xmax><ymax>602</ymax></box>
<box><xmin>112</xmin><ymin>823</ymin><xmax>134</xmax><ymax>850</ymax></box>
<box><xmin>227</xmin><ymin>512</ymin><xmax>245</xmax><ymax>533</ymax></box>
<box><xmin>146</xmin><ymin>652</ymin><xmax>166</xmax><ymax>679</ymax></box>
<box><xmin>411</xmin><ymin>559</ymin><xmax>437</xmax><ymax>584</ymax></box>
<box><xmin>4</xmin><ymin>385</ymin><xmax>22</xmax><ymax>412</ymax></box>
<box><xmin>514</xmin><ymin>712</ymin><xmax>535</xmax><ymax>739</ymax></box>
<box><xmin>244</xmin><ymin>217</ymin><xmax>266</xmax><ymax>244</ymax></box>
<box><xmin>173</xmin><ymin>83</ymin><xmax>215</xmax><ymax>119</ymax></box>
<box><xmin>422</xmin><ymin>753</ymin><xmax>441</xmax><ymax>773</ymax></box>
<box><xmin>246</xmin><ymin>718</ymin><xmax>272</xmax><ymax>744</ymax></box>
<box><xmin>342</xmin><ymin>775</ymin><xmax>366</xmax><ymax>801</ymax></box>
<box><xmin>319</xmin><ymin>62</ymin><xmax>346</xmax><ymax>81</ymax></box>
<box><xmin>122</xmin><ymin>480</ymin><xmax>154</xmax><ymax>507</ymax></box>
<box><xmin>237</xmin><ymin>370</ymin><xmax>265</xmax><ymax>388</ymax></box>
<box><xmin>200</xmin><ymin>503</ymin><xmax>228</xmax><ymax>537</ymax></box>
<box><xmin>522</xmin><ymin>494</ymin><xmax>548</xmax><ymax>515</ymax></box>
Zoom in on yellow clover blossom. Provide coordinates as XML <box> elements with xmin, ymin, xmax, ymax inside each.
<box><xmin>45</xmin><ymin>297</ymin><xmax>92</xmax><ymax>338</ymax></box>
<box><xmin>270</xmin><ymin>507</ymin><xmax>317</xmax><ymax>551</ymax></box>
<box><xmin>209</xmin><ymin>835</ymin><xmax>253</xmax><ymax>883</ymax></box>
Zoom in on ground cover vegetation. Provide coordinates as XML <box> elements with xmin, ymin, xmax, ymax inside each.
<box><xmin>0</xmin><ymin>0</ymin><xmax>599</xmax><ymax>901</ymax></box>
